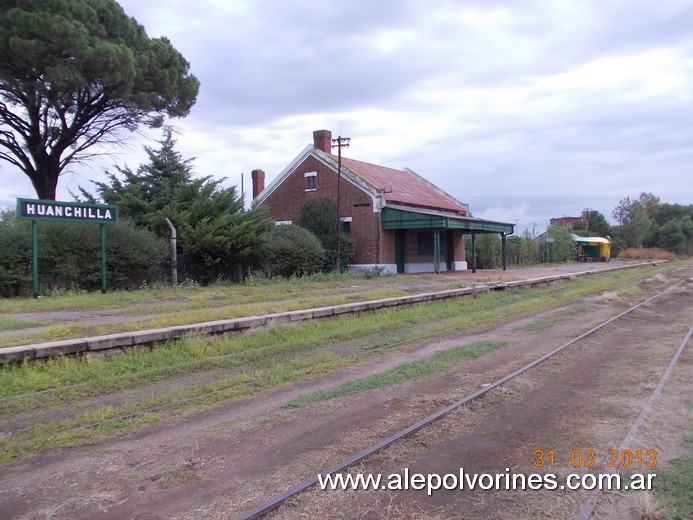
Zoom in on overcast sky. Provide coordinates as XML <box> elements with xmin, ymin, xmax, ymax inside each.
<box><xmin>2</xmin><ymin>0</ymin><xmax>692</xmax><ymax>233</ymax></box>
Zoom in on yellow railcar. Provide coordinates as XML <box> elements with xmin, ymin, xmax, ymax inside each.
<box><xmin>575</xmin><ymin>236</ymin><xmax>611</xmax><ymax>262</ymax></box>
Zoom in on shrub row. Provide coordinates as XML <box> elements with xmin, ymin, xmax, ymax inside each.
<box><xmin>0</xmin><ymin>210</ymin><xmax>168</xmax><ymax>297</ymax></box>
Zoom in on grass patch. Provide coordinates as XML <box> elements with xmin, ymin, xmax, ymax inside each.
<box><xmin>0</xmin><ymin>264</ymin><xmax>664</xmax><ymax>349</ymax></box>
<box><xmin>207</xmin><ymin>417</ymin><xmax>245</xmax><ymax>431</ymax></box>
<box><xmin>0</xmin><ymin>271</ymin><xmax>406</xmax><ymax>314</ymax></box>
<box><xmin>0</xmin><ymin>265</ymin><xmax>660</xmax><ymax>401</ymax></box>
<box><xmin>0</xmin><ymin>351</ymin><xmax>353</xmax><ymax>462</ymax></box>
<box><xmin>0</xmin><ymin>264</ymin><xmax>670</xmax><ymax>461</ymax></box>
<box><xmin>517</xmin><ymin>316</ymin><xmax>562</xmax><ymax>333</ymax></box>
<box><xmin>283</xmin><ymin>340</ymin><xmax>504</xmax><ymax>409</ymax></box>
<box><xmin>0</xmin><ymin>288</ymin><xmax>418</xmax><ymax>348</ymax></box>
<box><xmin>655</xmin><ymin>434</ymin><xmax>692</xmax><ymax>519</ymax></box>
<box><xmin>157</xmin><ymin>465</ymin><xmax>205</xmax><ymax>488</ymax></box>
<box><xmin>0</xmin><ymin>316</ymin><xmax>37</xmax><ymax>331</ymax></box>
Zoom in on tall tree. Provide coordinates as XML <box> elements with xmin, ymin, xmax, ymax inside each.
<box><xmin>658</xmin><ymin>216</ymin><xmax>693</xmax><ymax>256</ymax></box>
<box><xmin>545</xmin><ymin>225</ymin><xmax>575</xmax><ymax>262</ymax></box>
<box><xmin>612</xmin><ymin>194</ymin><xmax>656</xmax><ymax>252</ymax></box>
<box><xmin>298</xmin><ymin>197</ymin><xmax>354</xmax><ymax>270</ymax></box>
<box><xmin>637</xmin><ymin>192</ymin><xmax>660</xmax><ymax>219</ymax></box>
<box><xmin>612</xmin><ymin>197</ymin><xmax>632</xmax><ymax>227</ymax></box>
<box><xmin>86</xmin><ymin>129</ymin><xmax>273</xmax><ymax>284</ymax></box>
<box><xmin>0</xmin><ymin>0</ymin><xmax>199</xmax><ymax>200</ymax></box>
<box><xmin>655</xmin><ymin>203</ymin><xmax>693</xmax><ymax>226</ymax></box>
<box><xmin>581</xmin><ymin>209</ymin><xmax>609</xmax><ymax>237</ymax></box>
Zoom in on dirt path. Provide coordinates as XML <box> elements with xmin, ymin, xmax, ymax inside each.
<box><xmin>271</xmin><ymin>290</ymin><xmax>691</xmax><ymax>519</ymax></box>
<box><xmin>0</xmin><ymin>265</ymin><xmax>689</xmax><ymax>520</ymax></box>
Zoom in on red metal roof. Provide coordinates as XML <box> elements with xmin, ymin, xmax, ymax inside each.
<box><xmin>337</xmin><ymin>156</ymin><xmax>467</xmax><ymax>215</ymax></box>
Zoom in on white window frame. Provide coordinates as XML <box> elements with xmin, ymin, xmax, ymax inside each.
<box><xmin>304</xmin><ymin>171</ymin><xmax>317</xmax><ymax>191</ymax></box>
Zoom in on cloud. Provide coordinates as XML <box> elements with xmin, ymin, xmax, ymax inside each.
<box><xmin>2</xmin><ymin>0</ymin><xmax>691</xmax><ymax>236</ymax></box>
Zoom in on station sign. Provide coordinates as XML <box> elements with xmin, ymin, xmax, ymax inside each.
<box><xmin>16</xmin><ymin>198</ymin><xmax>118</xmax><ymax>224</ymax></box>
<box><xmin>16</xmin><ymin>198</ymin><xmax>119</xmax><ymax>297</ymax></box>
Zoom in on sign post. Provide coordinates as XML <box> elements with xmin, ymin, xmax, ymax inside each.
<box><xmin>100</xmin><ymin>223</ymin><xmax>107</xmax><ymax>293</ymax></box>
<box><xmin>31</xmin><ymin>220</ymin><xmax>39</xmax><ymax>298</ymax></box>
<box><xmin>17</xmin><ymin>199</ymin><xmax>119</xmax><ymax>297</ymax></box>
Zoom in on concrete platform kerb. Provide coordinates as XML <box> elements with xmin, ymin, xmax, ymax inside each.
<box><xmin>0</xmin><ymin>261</ymin><xmax>663</xmax><ymax>364</ymax></box>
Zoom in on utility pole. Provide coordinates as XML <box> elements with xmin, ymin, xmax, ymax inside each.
<box><xmin>332</xmin><ymin>135</ymin><xmax>350</xmax><ymax>271</ymax></box>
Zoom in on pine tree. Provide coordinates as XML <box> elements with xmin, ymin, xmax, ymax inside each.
<box><xmin>85</xmin><ymin>128</ymin><xmax>273</xmax><ymax>283</ymax></box>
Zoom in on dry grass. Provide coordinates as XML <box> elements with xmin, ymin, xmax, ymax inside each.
<box><xmin>616</xmin><ymin>248</ymin><xmax>678</xmax><ymax>260</ymax></box>
<box><xmin>596</xmin><ymin>491</ymin><xmax>667</xmax><ymax>520</ymax></box>
<box><xmin>268</xmin><ymin>486</ymin><xmax>446</xmax><ymax>520</ymax></box>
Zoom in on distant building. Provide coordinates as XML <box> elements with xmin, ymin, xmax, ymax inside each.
<box><xmin>252</xmin><ymin>129</ymin><xmax>515</xmax><ymax>274</ymax></box>
<box><xmin>550</xmin><ymin>216</ymin><xmax>588</xmax><ymax>229</ymax></box>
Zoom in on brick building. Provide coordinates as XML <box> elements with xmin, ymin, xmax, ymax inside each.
<box><xmin>550</xmin><ymin>216</ymin><xmax>589</xmax><ymax>229</ymax></box>
<box><xmin>253</xmin><ymin>130</ymin><xmax>514</xmax><ymax>274</ymax></box>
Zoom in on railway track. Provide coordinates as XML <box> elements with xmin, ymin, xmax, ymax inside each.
<box><xmin>0</xmin><ymin>264</ymin><xmax>689</xmax><ymax>519</ymax></box>
<box><xmin>233</xmin><ymin>285</ymin><xmax>690</xmax><ymax>519</ymax></box>
<box><xmin>0</xmin><ymin>273</ymin><xmax>616</xmax><ymax>452</ymax></box>
<box><xmin>0</xmin><ymin>286</ymin><xmax>578</xmax><ymax>456</ymax></box>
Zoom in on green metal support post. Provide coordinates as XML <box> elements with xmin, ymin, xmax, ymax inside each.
<box><xmin>471</xmin><ymin>233</ymin><xmax>477</xmax><ymax>273</ymax></box>
<box><xmin>433</xmin><ymin>229</ymin><xmax>440</xmax><ymax>274</ymax></box>
<box><xmin>100</xmin><ymin>223</ymin><xmax>107</xmax><ymax>293</ymax></box>
<box><xmin>502</xmin><ymin>233</ymin><xmax>508</xmax><ymax>271</ymax></box>
<box><xmin>16</xmin><ymin>199</ymin><xmax>118</xmax><ymax>296</ymax></box>
<box><xmin>32</xmin><ymin>220</ymin><xmax>38</xmax><ymax>298</ymax></box>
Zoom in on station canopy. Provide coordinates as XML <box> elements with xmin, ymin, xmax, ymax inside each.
<box><xmin>381</xmin><ymin>207</ymin><xmax>515</xmax><ymax>234</ymax></box>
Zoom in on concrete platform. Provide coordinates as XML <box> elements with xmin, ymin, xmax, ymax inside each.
<box><xmin>0</xmin><ymin>260</ymin><xmax>662</xmax><ymax>365</ymax></box>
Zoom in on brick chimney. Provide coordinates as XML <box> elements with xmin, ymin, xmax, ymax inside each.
<box><xmin>313</xmin><ymin>129</ymin><xmax>332</xmax><ymax>153</ymax></box>
<box><xmin>251</xmin><ymin>169</ymin><xmax>265</xmax><ymax>199</ymax></box>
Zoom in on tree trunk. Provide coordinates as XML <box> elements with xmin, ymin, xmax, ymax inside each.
<box><xmin>28</xmin><ymin>157</ymin><xmax>60</xmax><ymax>200</ymax></box>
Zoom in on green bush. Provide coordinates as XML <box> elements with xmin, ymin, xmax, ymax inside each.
<box><xmin>263</xmin><ymin>225</ymin><xmax>325</xmax><ymax>278</ymax></box>
<box><xmin>297</xmin><ymin>197</ymin><xmax>355</xmax><ymax>270</ymax></box>
<box><xmin>507</xmin><ymin>227</ymin><xmax>540</xmax><ymax>265</ymax></box>
<box><xmin>104</xmin><ymin>220</ymin><xmax>170</xmax><ymax>289</ymax></box>
<box><xmin>658</xmin><ymin>216</ymin><xmax>692</xmax><ymax>256</ymax></box>
<box><xmin>86</xmin><ymin>129</ymin><xmax>274</xmax><ymax>284</ymax></box>
<box><xmin>0</xmin><ymin>210</ymin><xmax>32</xmax><ymax>297</ymax></box>
<box><xmin>545</xmin><ymin>225</ymin><xmax>576</xmax><ymax>262</ymax></box>
<box><xmin>466</xmin><ymin>234</ymin><xmax>501</xmax><ymax>269</ymax></box>
<box><xmin>0</xmin><ymin>211</ymin><xmax>169</xmax><ymax>296</ymax></box>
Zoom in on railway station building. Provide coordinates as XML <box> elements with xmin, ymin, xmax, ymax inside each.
<box><xmin>252</xmin><ymin>129</ymin><xmax>515</xmax><ymax>274</ymax></box>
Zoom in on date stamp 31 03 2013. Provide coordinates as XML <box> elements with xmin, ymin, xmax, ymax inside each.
<box><xmin>532</xmin><ymin>449</ymin><xmax>657</xmax><ymax>469</ymax></box>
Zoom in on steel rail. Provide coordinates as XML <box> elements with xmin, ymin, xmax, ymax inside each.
<box><xmin>0</xmin><ymin>283</ymin><xmax>643</xmax><ymax>444</ymax></box>
<box><xmin>0</xmin><ymin>270</ymin><xmax>681</xmax><ymax>468</ymax></box>
<box><xmin>233</xmin><ymin>286</ymin><xmax>676</xmax><ymax>520</ymax></box>
<box><xmin>576</xmin><ymin>324</ymin><xmax>692</xmax><ymax>520</ymax></box>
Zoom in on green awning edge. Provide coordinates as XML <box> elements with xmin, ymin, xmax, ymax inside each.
<box><xmin>381</xmin><ymin>207</ymin><xmax>515</xmax><ymax>234</ymax></box>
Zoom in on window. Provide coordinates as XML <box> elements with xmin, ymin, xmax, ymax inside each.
<box><xmin>341</xmin><ymin>217</ymin><xmax>352</xmax><ymax>234</ymax></box>
<box><xmin>304</xmin><ymin>171</ymin><xmax>317</xmax><ymax>191</ymax></box>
